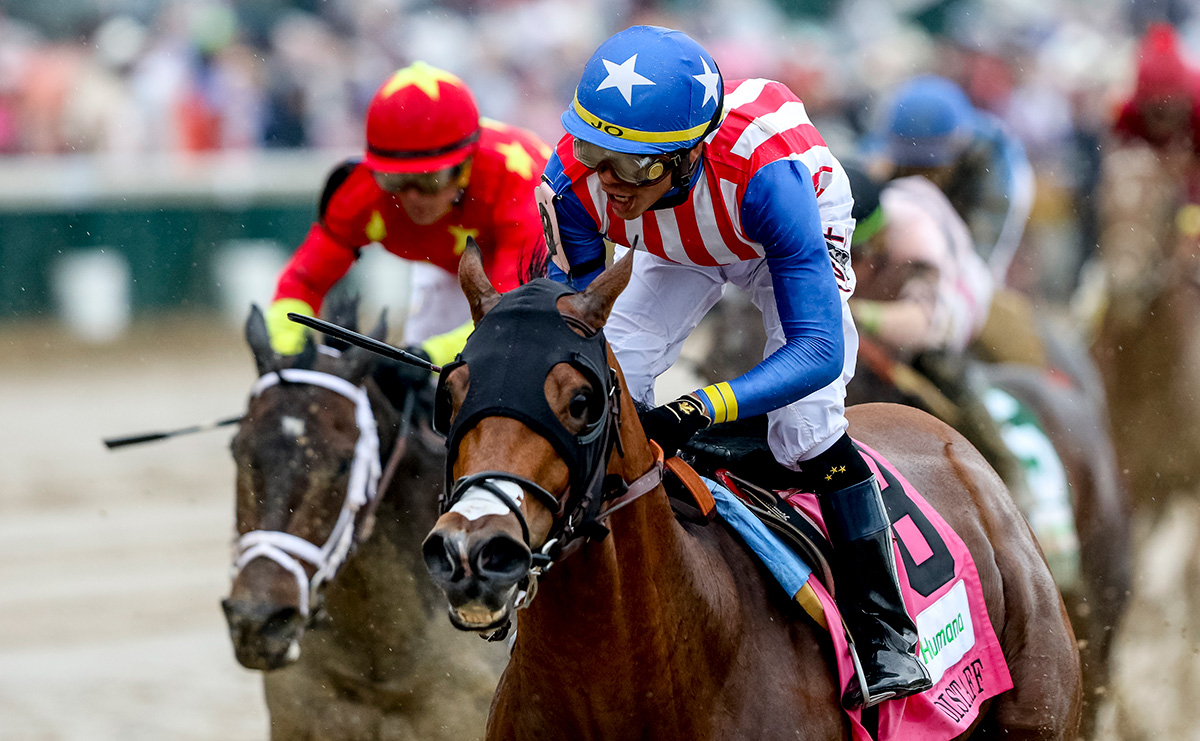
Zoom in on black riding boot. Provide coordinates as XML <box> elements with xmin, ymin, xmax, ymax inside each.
<box><xmin>820</xmin><ymin>475</ymin><xmax>932</xmax><ymax>708</ymax></box>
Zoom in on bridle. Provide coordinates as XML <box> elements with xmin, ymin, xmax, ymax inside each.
<box><xmin>232</xmin><ymin>365</ymin><xmax>382</xmax><ymax>620</ymax></box>
<box><xmin>434</xmin><ymin>280</ymin><xmax>663</xmax><ymax>626</ymax></box>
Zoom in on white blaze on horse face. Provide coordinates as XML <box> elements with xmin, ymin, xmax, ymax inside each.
<box><xmin>451</xmin><ymin>480</ymin><xmax>525</xmax><ymax>520</ymax></box>
<box><xmin>281</xmin><ymin>416</ymin><xmax>306</xmax><ymax>438</ymax></box>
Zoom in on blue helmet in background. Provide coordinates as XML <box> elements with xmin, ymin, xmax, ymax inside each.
<box><xmin>563</xmin><ymin>25</ymin><xmax>724</xmax><ymax>155</ymax></box>
<box><xmin>883</xmin><ymin>75</ymin><xmax>977</xmax><ymax>167</ymax></box>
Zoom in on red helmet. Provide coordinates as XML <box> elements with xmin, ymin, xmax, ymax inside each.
<box><xmin>364</xmin><ymin>61</ymin><xmax>481</xmax><ymax>173</ymax></box>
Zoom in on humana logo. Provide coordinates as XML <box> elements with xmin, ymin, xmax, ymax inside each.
<box><xmin>921</xmin><ymin>612</ymin><xmax>967</xmax><ymax>665</ymax></box>
<box><xmin>916</xmin><ymin>579</ymin><xmax>976</xmax><ymax>684</ymax></box>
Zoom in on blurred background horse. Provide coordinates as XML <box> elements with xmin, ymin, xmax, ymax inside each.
<box><xmin>223</xmin><ymin>297</ymin><xmax>503</xmax><ymax>740</ymax></box>
<box><xmin>1091</xmin><ymin>145</ymin><xmax>1200</xmax><ymax>514</ymax></box>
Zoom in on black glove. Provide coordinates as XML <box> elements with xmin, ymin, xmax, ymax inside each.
<box><xmin>638</xmin><ymin>395</ymin><xmax>712</xmax><ymax>458</ymax></box>
<box><xmin>374</xmin><ymin>346</ymin><xmax>432</xmax><ymax>407</ymax></box>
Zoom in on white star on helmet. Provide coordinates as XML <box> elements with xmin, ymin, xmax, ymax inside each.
<box><xmin>597</xmin><ymin>53</ymin><xmax>655</xmax><ymax>106</ymax></box>
<box><xmin>693</xmin><ymin>58</ymin><xmax>719</xmax><ymax>108</ymax></box>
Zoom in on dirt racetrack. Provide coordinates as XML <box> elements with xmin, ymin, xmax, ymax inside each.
<box><xmin>1</xmin><ymin>316</ymin><xmax>1198</xmax><ymax>740</ymax></box>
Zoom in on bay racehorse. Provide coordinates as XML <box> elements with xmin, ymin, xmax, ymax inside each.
<box><xmin>223</xmin><ymin>299</ymin><xmax>504</xmax><ymax>740</ymax></box>
<box><xmin>1091</xmin><ymin>143</ymin><xmax>1200</xmax><ymax>513</ymax></box>
<box><xmin>420</xmin><ymin>247</ymin><xmax>1081</xmax><ymax>739</ymax></box>
<box><xmin>846</xmin><ymin>339</ymin><xmax>1128</xmax><ymax>739</ymax></box>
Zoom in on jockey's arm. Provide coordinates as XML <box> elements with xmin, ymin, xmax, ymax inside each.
<box><xmin>542</xmin><ymin>155</ymin><xmax>608</xmax><ymax>289</ymax></box>
<box><xmin>694</xmin><ymin>160</ymin><xmax>844</xmax><ymax>422</ymax></box>
<box><xmin>268</xmin><ymin>222</ymin><xmax>360</xmax><ymax>354</ymax></box>
<box><xmin>851</xmin><ymin>192</ymin><xmax>948</xmax><ymax>355</ymax></box>
<box><xmin>980</xmin><ymin>115</ymin><xmax>1035</xmax><ymax>284</ymax></box>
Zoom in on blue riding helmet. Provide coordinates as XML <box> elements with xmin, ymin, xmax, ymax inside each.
<box><xmin>562</xmin><ymin>25</ymin><xmax>725</xmax><ymax>156</ymax></box>
<box><xmin>883</xmin><ymin>75</ymin><xmax>978</xmax><ymax>167</ymax></box>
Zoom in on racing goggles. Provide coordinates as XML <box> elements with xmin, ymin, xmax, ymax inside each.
<box><xmin>572</xmin><ymin>139</ymin><xmax>673</xmax><ymax>186</ymax></box>
<box><xmin>373</xmin><ymin>164</ymin><xmax>464</xmax><ymax>195</ymax></box>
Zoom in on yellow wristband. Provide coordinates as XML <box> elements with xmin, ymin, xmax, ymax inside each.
<box><xmin>265</xmin><ymin>298</ymin><xmax>315</xmax><ymax>355</ymax></box>
<box><xmin>1176</xmin><ymin>204</ymin><xmax>1200</xmax><ymax>238</ymax></box>
<box><xmin>420</xmin><ymin>320</ymin><xmax>475</xmax><ymax>368</ymax></box>
<box><xmin>698</xmin><ymin>382</ymin><xmax>738</xmax><ymax>424</ymax></box>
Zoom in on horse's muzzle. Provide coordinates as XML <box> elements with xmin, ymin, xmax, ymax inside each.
<box><xmin>423</xmin><ymin>526</ymin><xmax>531</xmax><ymax>631</ymax></box>
<box><xmin>221</xmin><ymin>598</ymin><xmax>305</xmax><ymax>670</ymax></box>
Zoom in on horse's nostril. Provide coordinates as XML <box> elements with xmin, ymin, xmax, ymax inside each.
<box><xmin>476</xmin><ymin>535</ymin><xmax>532</xmax><ymax>579</ymax></box>
<box><xmin>259</xmin><ymin>605</ymin><xmax>301</xmax><ymax>640</ymax></box>
<box><xmin>423</xmin><ymin>532</ymin><xmax>462</xmax><ymax>582</ymax></box>
<box><xmin>223</xmin><ymin>599</ymin><xmax>301</xmax><ymax>633</ymax></box>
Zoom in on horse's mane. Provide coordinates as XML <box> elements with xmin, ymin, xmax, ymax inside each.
<box><xmin>520</xmin><ymin>247</ymin><xmax>551</xmax><ymax>285</ymax></box>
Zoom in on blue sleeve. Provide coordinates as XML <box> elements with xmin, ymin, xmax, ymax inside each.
<box><xmin>543</xmin><ymin>151</ymin><xmax>607</xmax><ymax>290</ymax></box>
<box><xmin>708</xmin><ymin>159</ymin><xmax>844</xmax><ymax>420</ymax></box>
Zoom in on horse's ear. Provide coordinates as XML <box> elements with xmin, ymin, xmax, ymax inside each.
<box><xmin>245</xmin><ymin>304</ymin><xmax>279</xmax><ymax>376</ymax></box>
<box><xmin>560</xmin><ymin>248</ymin><xmax>633</xmax><ymax>331</ymax></box>
<box><xmin>291</xmin><ymin>334</ymin><xmax>319</xmax><ymax>371</ymax></box>
<box><xmin>341</xmin><ymin>310</ymin><xmax>388</xmax><ymax>382</ymax></box>
<box><xmin>459</xmin><ymin>237</ymin><xmax>501</xmax><ymax>323</ymax></box>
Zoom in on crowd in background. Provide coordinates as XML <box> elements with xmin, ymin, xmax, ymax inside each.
<box><xmin>0</xmin><ymin>0</ymin><xmax>1196</xmax><ymax>300</ymax></box>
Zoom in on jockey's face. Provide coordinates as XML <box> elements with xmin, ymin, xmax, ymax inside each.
<box><xmin>597</xmin><ymin>144</ymin><xmax>703</xmax><ymax>220</ymax></box>
<box><xmin>375</xmin><ymin>160</ymin><xmax>468</xmax><ymax>225</ymax></box>
<box><xmin>1141</xmin><ymin>98</ymin><xmax>1192</xmax><ymax>146</ymax></box>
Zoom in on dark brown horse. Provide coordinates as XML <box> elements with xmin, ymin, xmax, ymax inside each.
<box><xmin>1091</xmin><ymin>144</ymin><xmax>1200</xmax><ymax>512</ymax></box>
<box><xmin>845</xmin><ymin>341</ymin><xmax>1128</xmax><ymax>739</ymax></box>
<box><xmin>223</xmin><ymin>300</ymin><xmax>504</xmax><ymax>740</ymax></box>
<box><xmin>420</xmin><ymin>248</ymin><xmax>1080</xmax><ymax>739</ymax></box>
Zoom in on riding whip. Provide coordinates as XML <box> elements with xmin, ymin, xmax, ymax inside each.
<box><xmin>287</xmin><ymin>313</ymin><xmax>443</xmax><ymax>373</ymax></box>
<box><xmin>103</xmin><ymin>415</ymin><xmax>243</xmax><ymax>449</ymax></box>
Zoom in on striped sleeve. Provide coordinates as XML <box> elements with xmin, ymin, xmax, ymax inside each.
<box><xmin>543</xmin><ymin>149</ymin><xmax>608</xmax><ymax>289</ymax></box>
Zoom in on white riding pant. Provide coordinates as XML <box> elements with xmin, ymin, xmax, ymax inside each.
<box><xmin>403</xmin><ymin>261</ymin><xmax>472</xmax><ymax>345</ymax></box>
<box><xmin>606</xmin><ymin>248</ymin><xmax>858</xmax><ymax>469</ymax></box>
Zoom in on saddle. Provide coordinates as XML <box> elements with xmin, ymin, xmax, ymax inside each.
<box><xmin>677</xmin><ymin>417</ymin><xmax>835</xmax><ymax>594</ymax></box>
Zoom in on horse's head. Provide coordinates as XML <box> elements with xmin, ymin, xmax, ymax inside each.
<box><xmin>422</xmin><ymin>245</ymin><xmax>648</xmax><ymax>634</ymax></box>
<box><xmin>222</xmin><ymin>297</ymin><xmax>396</xmax><ymax>670</ymax></box>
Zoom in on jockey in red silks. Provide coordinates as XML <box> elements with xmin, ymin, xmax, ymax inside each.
<box><xmin>538</xmin><ymin>25</ymin><xmax>931</xmax><ymax>708</ymax></box>
<box><xmin>1112</xmin><ymin>22</ymin><xmax>1200</xmax><ymax>210</ymax></box>
<box><xmin>1113</xmin><ymin>23</ymin><xmax>1200</xmax><ymax>157</ymax></box>
<box><xmin>267</xmin><ymin>61</ymin><xmax>550</xmax><ymax>371</ymax></box>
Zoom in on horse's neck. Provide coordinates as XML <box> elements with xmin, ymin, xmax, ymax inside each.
<box><xmin>507</xmin><ymin>447</ymin><xmax>747</xmax><ymax>713</ymax></box>
<box><xmin>318</xmin><ymin>420</ymin><xmax>444</xmax><ymax>666</ymax></box>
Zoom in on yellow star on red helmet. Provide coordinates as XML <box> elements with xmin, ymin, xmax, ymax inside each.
<box><xmin>381</xmin><ymin>61</ymin><xmax>462</xmax><ymax>101</ymax></box>
<box><xmin>496</xmin><ymin>141</ymin><xmax>535</xmax><ymax>179</ymax></box>
<box><xmin>449</xmin><ymin>225</ymin><xmax>480</xmax><ymax>255</ymax></box>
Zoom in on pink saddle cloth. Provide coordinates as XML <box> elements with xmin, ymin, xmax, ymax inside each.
<box><xmin>785</xmin><ymin>440</ymin><xmax>1013</xmax><ymax>740</ymax></box>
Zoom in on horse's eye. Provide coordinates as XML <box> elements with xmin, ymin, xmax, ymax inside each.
<box><xmin>569</xmin><ymin>391</ymin><xmax>591</xmax><ymax>420</ymax></box>
<box><xmin>335</xmin><ymin>459</ymin><xmax>352</xmax><ymax>477</ymax></box>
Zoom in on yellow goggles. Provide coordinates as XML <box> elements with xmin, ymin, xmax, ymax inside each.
<box><xmin>572</xmin><ymin>139</ymin><xmax>673</xmax><ymax>186</ymax></box>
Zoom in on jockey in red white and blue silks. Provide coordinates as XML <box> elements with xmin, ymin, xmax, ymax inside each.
<box><xmin>544</xmin><ymin>63</ymin><xmax>856</xmax><ymax>463</ymax></box>
<box><xmin>540</xmin><ymin>25</ymin><xmax>932</xmax><ymax>709</ymax></box>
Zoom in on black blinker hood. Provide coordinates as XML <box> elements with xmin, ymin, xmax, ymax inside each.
<box><xmin>439</xmin><ymin>279</ymin><xmax>614</xmax><ymax>513</ymax></box>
